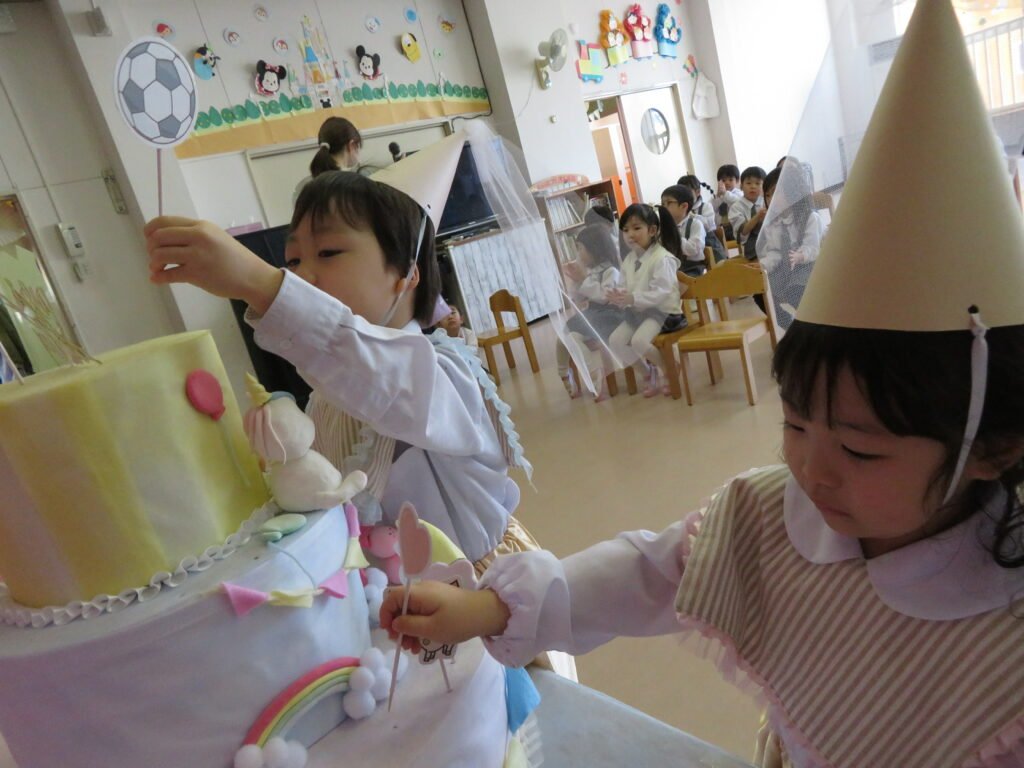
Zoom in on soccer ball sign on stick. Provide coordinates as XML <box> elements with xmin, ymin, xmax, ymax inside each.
<box><xmin>114</xmin><ymin>37</ymin><xmax>197</xmax><ymax>146</ymax></box>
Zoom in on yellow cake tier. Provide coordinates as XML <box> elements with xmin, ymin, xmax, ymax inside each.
<box><xmin>0</xmin><ymin>331</ymin><xmax>268</xmax><ymax>608</ymax></box>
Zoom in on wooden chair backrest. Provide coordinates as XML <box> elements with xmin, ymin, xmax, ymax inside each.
<box><xmin>681</xmin><ymin>259</ymin><xmax>767</xmax><ymax>301</ymax></box>
<box><xmin>715</xmin><ymin>226</ymin><xmax>727</xmax><ymax>247</ymax></box>
<box><xmin>704</xmin><ymin>245</ymin><xmax>716</xmax><ymax>269</ymax></box>
<box><xmin>489</xmin><ymin>290</ymin><xmax>525</xmax><ymax>333</ymax></box>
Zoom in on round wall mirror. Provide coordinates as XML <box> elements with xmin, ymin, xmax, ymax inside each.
<box><xmin>640</xmin><ymin>108</ymin><xmax>670</xmax><ymax>154</ymax></box>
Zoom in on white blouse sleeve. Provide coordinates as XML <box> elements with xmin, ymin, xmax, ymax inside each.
<box><xmin>681</xmin><ymin>218</ymin><xmax>706</xmax><ymax>260</ymax></box>
<box><xmin>576</xmin><ymin>270</ymin><xmax>607</xmax><ymax>302</ymax></box>
<box><xmin>479</xmin><ymin>521</ymin><xmax>690</xmax><ymax>667</ymax></box>
<box><xmin>632</xmin><ymin>256</ymin><xmax>679</xmax><ymax>311</ymax></box>
<box><xmin>248</xmin><ymin>270</ymin><xmax>492</xmax><ymax>457</ymax></box>
<box><xmin>798</xmin><ymin>211</ymin><xmax>825</xmax><ymax>263</ymax></box>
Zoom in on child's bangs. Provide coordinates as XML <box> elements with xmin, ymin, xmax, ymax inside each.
<box><xmin>291</xmin><ymin>172</ymin><xmax>373</xmax><ymax>234</ymax></box>
<box><xmin>772</xmin><ymin>321</ymin><xmax>972</xmax><ymax>442</ymax></box>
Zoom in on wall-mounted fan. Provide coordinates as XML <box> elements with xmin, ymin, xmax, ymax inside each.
<box><xmin>536</xmin><ymin>28</ymin><xmax>569</xmax><ymax>89</ymax></box>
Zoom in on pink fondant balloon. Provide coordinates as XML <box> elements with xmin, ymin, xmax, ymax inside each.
<box><xmin>186</xmin><ymin>370</ymin><xmax>226</xmax><ymax>421</ymax></box>
<box><xmin>397</xmin><ymin>503</ymin><xmax>431</xmax><ymax>577</ymax></box>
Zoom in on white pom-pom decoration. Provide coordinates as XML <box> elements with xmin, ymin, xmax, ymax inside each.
<box><xmin>371</xmin><ymin>628</ymin><xmax>390</xmax><ymax>649</ymax></box>
<box><xmin>370</xmin><ymin>668</ymin><xmax>393</xmax><ymax>701</ymax></box>
<box><xmin>365</xmin><ymin>568</ymin><xmax>388</xmax><ymax>589</ymax></box>
<box><xmin>343</xmin><ymin>689</ymin><xmax>377</xmax><ymax>720</ymax></box>
<box><xmin>359</xmin><ymin>646</ymin><xmax>386</xmax><ymax>672</ymax></box>
<box><xmin>349</xmin><ymin>666</ymin><xmax>375</xmax><ymax>692</ymax></box>
<box><xmin>234</xmin><ymin>744</ymin><xmax>265</xmax><ymax>768</ymax></box>
<box><xmin>396</xmin><ymin>651</ymin><xmax>409</xmax><ymax>680</ymax></box>
<box><xmin>364</xmin><ymin>584</ymin><xmax>383</xmax><ymax>603</ymax></box>
<box><xmin>286</xmin><ymin>741</ymin><xmax>308</xmax><ymax>768</ymax></box>
<box><xmin>263</xmin><ymin>737</ymin><xmax>291</xmax><ymax>768</ymax></box>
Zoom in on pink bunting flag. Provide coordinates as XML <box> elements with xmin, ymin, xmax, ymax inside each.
<box><xmin>223</xmin><ymin>583</ymin><xmax>269</xmax><ymax>617</ymax></box>
<box><xmin>319</xmin><ymin>568</ymin><xmax>350</xmax><ymax>599</ymax></box>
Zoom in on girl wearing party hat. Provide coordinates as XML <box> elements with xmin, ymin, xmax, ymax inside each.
<box><xmin>381</xmin><ymin>1</ymin><xmax>1024</xmax><ymax>764</ymax></box>
<box><xmin>144</xmin><ymin>131</ymin><xmax>540</xmax><ymax>576</ymax></box>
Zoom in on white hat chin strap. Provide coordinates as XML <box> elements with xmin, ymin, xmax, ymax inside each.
<box><xmin>942</xmin><ymin>308</ymin><xmax>990</xmax><ymax>505</ymax></box>
<box><xmin>379</xmin><ymin>212</ymin><xmax>429</xmax><ymax>327</ymax></box>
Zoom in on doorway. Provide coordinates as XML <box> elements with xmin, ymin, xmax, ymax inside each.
<box><xmin>585</xmin><ymin>85</ymin><xmax>693</xmax><ymax>208</ymax></box>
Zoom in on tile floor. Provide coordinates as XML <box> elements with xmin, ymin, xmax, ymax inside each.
<box><xmin>499</xmin><ymin>299</ymin><xmax>780</xmax><ymax>760</ymax></box>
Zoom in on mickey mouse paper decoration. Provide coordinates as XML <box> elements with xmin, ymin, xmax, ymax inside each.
<box><xmin>655</xmin><ymin>4</ymin><xmax>682</xmax><ymax>58</ymax></box>
<box><xmin>600</xmin><ymin>10</ymin><xmax>632</xmax><ymax>67</ymax></box>
<box><xmin>255</xmin><ymin>60</ymin><xmax>286</xmax><ymax>96</ymax></box>
<box><xmin>356</xmin><ymin>45</ymin><xmax>382</xmax><ymax>80</ymax></box>
<box><xmin>624</xmin><ymin>4</ymin><xmax>655</xmax><ymax>59</ymax></box>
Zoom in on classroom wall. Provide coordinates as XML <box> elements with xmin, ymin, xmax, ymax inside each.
<box><xmin>706</xmin><ymin>0</ymin><xmax>832</xmax><ymax>170</ymax></box>
<box><xmin>0</xmin><ymin>2</ymin><xmax>182</xmax><ymax>359</ymax></box>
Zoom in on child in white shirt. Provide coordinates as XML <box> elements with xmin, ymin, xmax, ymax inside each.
<box><xmin>662</xmin><ymin>184</ymin><xmax>707</xmax><ymax>276</ymax></box>
<box><xmin>606</xmin><ymin>204</ymin><xmax>684</xmax><ymax>398</ymax></box>
<box><xmin>728</xmin><ymin>166</ymin><xmax>767</xmax><ymax>258</ymax></box>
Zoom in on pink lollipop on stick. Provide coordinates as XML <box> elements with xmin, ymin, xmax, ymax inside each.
<box><xmin>185</xmin><ymin>370</ymin><xmax>249</xmax><ymax>486</ymax></box>
<box><xmin>388</xmin><ymin>502</ymin><xmax>433</xmax><ymax>712</ymax></box>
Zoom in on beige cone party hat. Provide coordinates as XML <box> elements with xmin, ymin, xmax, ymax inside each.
<box><xmin>797</xmin><ymin>0</ymin><xmax>1024</xmax><ymax>331</ymax></box>
<box><xmin>370</xmin><ymin>131</ymin><xmax>467</xmax><ymax>227</ymax></box>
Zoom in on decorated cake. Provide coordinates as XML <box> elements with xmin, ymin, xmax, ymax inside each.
<box><xmin>0</xmin><ymin>332</ymin><xmax>536</xmax><ymax>768</ymax></box>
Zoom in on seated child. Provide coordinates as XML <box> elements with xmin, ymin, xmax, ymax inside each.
<box><xmin>606</xmin><ymin>204</ymin><xmax>684</xmax><ymax>398</ymax></box>
<box><xmin>556</xmin><ymin>224</ymin><xmax>624</xmax><ymax>401</ymax></box>
<box><xmin>436</xmin><ymin>302</ymin><xmax>478</xmax><ymax>350</ymax></box>
<box><xmin>711</xmin><ymin>163</ymin><xmax>742</xmax><ymax>238</ymax></box>
<box><xmin>661</xmin><ymin>184</ymin><xmax>707</xmax><ymax>276</ymax></box>
<box><xmin>728</xmin><ymin>166</ymin><xmax>766</xmax><ymax>259</ymax></box>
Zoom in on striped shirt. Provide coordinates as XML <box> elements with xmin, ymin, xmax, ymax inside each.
<box><xmin>677</xmin><ymin>466</ymin><xmax>1024</xmax><ymax>767</ymax></box>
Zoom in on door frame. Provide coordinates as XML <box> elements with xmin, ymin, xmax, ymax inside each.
<box><xmin>587</xmin><ymin>82</ymin><xmax>695</xmax><ymax>205</ymax></box>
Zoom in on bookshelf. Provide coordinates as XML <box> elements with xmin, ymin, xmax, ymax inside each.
<box><xmin>532</xmin><ymin>176</ymin><xmax>624</xmax><ymax>277</ymax></box>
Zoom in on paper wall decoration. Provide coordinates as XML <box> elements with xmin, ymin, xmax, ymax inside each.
<box><xmin>624</xmin><ymin>4</ymin><xmax>655</xmax><ymax>59</ymax></box>
<box><xmin>405</xmin><ymin>7</ymin><xmax>418</xmax><ymax>23</ymax></box>
<box><xmin>438</xmin><ymin>15</ymin><xmax>456</xmax><ymax>33</ymax></box>
<box><xmin>115</xmin><ymin>38</ymin><xmax>198</xmax><ymax>147</ymax></box>
<box><xmin>253</xmin><ymin>5</ymin><xmax>269</xmax><ymax>22</ymax></box>
<box><xmin>356</xmin><ymin>45</ymin><xmax>382</xmax><ymax>80</ymax></box>
<box><xmin>401</xmin><ymin>32</ymin><xmax>421</xmax><ymax>63</ymax></box>
<box><xmin>192</xmin><ymin>44</ymin><xmax>221</xmax><ymax>80</ymax></box>
<box><xmin>255</xmin><ymin>60</ymin><xmax>287</xmax><ymax>96</ymax></box>
<box><xmin>599</xmin><ymin>10</ymin><xmax>632</xmax><ymax>66</ymax></box>
<box><xmin>365</xmin><ymin>15</ymin><xmax>382</xmax><ymax>33</ymax></box>
<box><xmin>655</xmin><ymin>3</ymin><xmax>681</xmax><ymax>58</ymax></box>
<box><xmin>272</xmin><ymin>37</ymin><xmax>289</xmax><ymax>54</ymax></box>
<box><xmin>223</xmin><ymin>28</ymin><xmax>242</xmax><ymax>46</ymax></box>
<box><xmin>154</xmin><ymin>22</ymin><xmax>175</xmax><ymax>41</ymax></box>
<box><xmin>683</xmin><ymin>53</ymin><xmax>698</xmax><ymax>78</ymax></box>
<box><xmin>576</xmin><ymin>40</ymin><xmax>607</xmax><ymax>83</ymax></box>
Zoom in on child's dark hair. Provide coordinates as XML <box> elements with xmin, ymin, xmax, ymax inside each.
<box><xmin>310</xmin><ymin>117</ymin><xmax>363</xmax><ymax>177</ymax></box>
<box><xmin>662</xmin><ymin>185</ymin><xmax>695</xmax><ymax>209</ymax></box>
<box><xmin>763</xmin><ymin>167</ymin><xmax>781</xmax><ymax>200</ymax></box>
<box><xmin>575</xmin><ymin>224</ymin><xmax>621</xmax><ymax>269</ymax></box>
<box><xmin>584</xmin><ymin>205</ymin><xmax>616</xmax><ymax>226</ymax></box>
<box><xmin>740</xmin><ymin>166</ymin><xmax>767</xmax><ymax>183</ymax></box>
<box><xmin>620</xmin><ymin>203</ymin><xmax>682</xmax><ymax>259</ymax></box>
<box><xmin>717</xmin><ymin>164</ymin><xmax>740</xmax><ymax>181</ymax></box>
<box><xmin>292</xmin><ymin>172</ymin><xmax>441</xmax><ymax>325</ymax></box>
<box><xmin>678</xmin><ymin>174</ymin><xmax>714</xmax><ymax>199</ymax></box>
<box><xmin>773</xmin><ymin>321</ymin><xmax>1024</xmax><ymax>568</ymax></box>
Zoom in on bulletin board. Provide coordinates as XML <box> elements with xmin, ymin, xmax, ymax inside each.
<box><xmin>118</xmin><ymin>0</ymin><xmax>489</xmax><ymax>159</ymax></box>
<box><xmin>248</xmin><ymin>121</ymin><xmax>449</xmax><ymax>227</ymax></box>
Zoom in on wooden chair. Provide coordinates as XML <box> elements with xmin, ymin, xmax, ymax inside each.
<box><xmin>674</xmin><ymin>260</ymin><xmax>779</xmax><ymax>406</ymax></box>
<box><xmin>477</xmin><ymin>290</ymin><xmax>540</xmax><ymax>386</ymax></box>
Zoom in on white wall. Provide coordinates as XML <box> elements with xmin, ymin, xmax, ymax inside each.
<box><xmin>46</xmin><ymin>0</ymin><xmax>260</xmax><ymax>400</ymax></box>
<box><xmin>0</xmin><ymin>3</ymin><xmax>181</xmax><ymax>358</ymax></box>
<box><xmin>707</xmin><ymin>0</ymin><xmax>832</xmax><ymax>170</ymax></box>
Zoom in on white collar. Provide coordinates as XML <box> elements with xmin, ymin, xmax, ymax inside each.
<box><xmin>783</xmin><ymin>476</ymin><xmax>1024</xmax><ymax>620</ymax></box>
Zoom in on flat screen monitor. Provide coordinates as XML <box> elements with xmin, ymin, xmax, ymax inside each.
<box><xmin>437</xmin><ymin>143</ymin><xmax>497</xmax><ymax>237</ymax></box>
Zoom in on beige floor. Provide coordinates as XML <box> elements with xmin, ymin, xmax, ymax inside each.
<box><xmin>497</xmin><ymin>299</ymin><xmax>780</xmax><ymax>761</ymax></box>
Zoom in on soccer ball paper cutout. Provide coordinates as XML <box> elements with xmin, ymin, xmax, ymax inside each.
<box><xmin>115</xmin><ymin>38</ymin><xmax>198</xmax><ymax>147</ymax></box>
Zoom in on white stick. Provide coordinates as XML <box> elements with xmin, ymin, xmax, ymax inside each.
<box><xmin>439</xmin><ymin>657</ymin><xmax>452</xmax><ymax>693</ymax></box>
<box><xmin>387</xmin><ymin>580</ymin><xmax>412</xmax><ymax>713</ymax></box>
